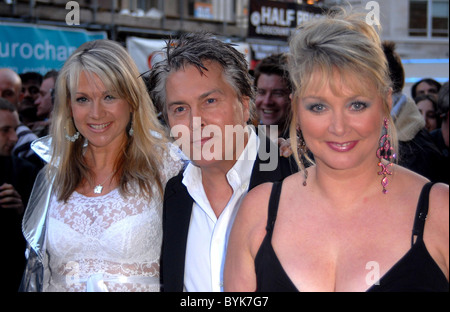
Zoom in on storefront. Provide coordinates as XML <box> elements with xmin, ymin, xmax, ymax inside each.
<box><xmin>247</xmin><ymin>0</ymin><xmax>325</xmax><ymax>68</ymax></box>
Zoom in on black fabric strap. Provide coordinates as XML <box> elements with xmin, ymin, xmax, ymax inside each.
<box><xmin>266</xmin><ymin>181</ymin><xmax>283</xmax><ymax>233</ymax></box>
<box><xmin>411</xmin><ymin>182</ymin><xmax>435</xmax><ymax>247</ymax></box>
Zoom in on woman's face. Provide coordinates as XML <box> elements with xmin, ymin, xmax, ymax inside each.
<box><xmin>296</xmin><ymin>71</ymin><xmax>389</xmax><ymax>172</ymax></box>
<box><xmin>70</xmin><ymin>71</ymin><xmax>131</xmax><ymax>151</ymax></box>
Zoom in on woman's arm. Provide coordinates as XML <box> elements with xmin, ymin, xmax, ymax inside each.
<box><xmin>224</xmin><ymin>182</ymin><xmax>273</xmax><ymax>292</ymax></box>
<box><xmin>426</xmin><ymin>183</ymin><xmax>449</xmax><ymax>280</ymax></box>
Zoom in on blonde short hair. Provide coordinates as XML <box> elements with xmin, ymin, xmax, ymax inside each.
<box><xmin>287</xmin><ymin>9</ymin><xmax>397</xmax><ymax>171</ymax></box>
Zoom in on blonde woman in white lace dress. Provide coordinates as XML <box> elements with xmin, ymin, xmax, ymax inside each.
<box><xmin>20</xmin><ymin>40</ymin><xmax>184</xmax><ymax>292</ymax></box>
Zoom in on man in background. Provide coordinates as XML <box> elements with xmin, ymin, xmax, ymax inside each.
<box><xmin>32</xmin><ymin>70</ymin><xmax>58</xmax><ymax>137</ymax></box>
<box><xmin>0</xmin><ymin>68</ymin><xmax>42</xmax><ymax>168</ymax></box>
<box><xmin>253</xmin><ymin>53</ymin><xmax>292</xmax><ymax>139</ymax></box>
<box><xmin>0</xmin><ymin>98</ymin><xmax>40</xmax><ymax>292</ymax></box>
<box><xmin>18</xmin><ymin>72</ymin><xmax>42</xmax><ymax>128</ymax></box>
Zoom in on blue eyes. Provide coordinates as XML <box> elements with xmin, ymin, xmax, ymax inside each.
<box><xmin>174</xmin><ymin>107</ymin><xmax>186</xmax><ymax>113</ymax></box>
<box><xmin>308</xmin><ymin>103</ymin><xmax>326</xmax><ymax>113</ymax></box>
<box><xmin>307</xmin><ymin>101</ymin><xmax>369</xmax><ymax>113</ymax></box>
<box><xmin>75</xmin><ymin>95</ymin><xmax>116</xmax><ymax>103</ymax></box>
<box><xmin>350</xmin><ymin>101</ymin><xmax>368</xmax><ymax>111</ymax></box>
<box><xmin>75</xmin><ymin>97</ymin><xmax>88</xmax><ymax>103</ymax></box>
<box><xmin>172</xmin><ymin>98</ymin><xmax>217</xmax><ymax>115</ymax></box>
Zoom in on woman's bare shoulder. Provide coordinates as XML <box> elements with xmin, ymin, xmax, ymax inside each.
<box><xmin>428</xmin><ymin>182</ymin><xmax>449</xmax><ymax>233</ymax></box>
<box><xmin>238</xmin><ymin>182</ymin><xmax>275</xmax><ymax>221</ymax></box>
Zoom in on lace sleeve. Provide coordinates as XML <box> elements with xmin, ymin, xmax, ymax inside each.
<box><xmin>159</xmin><ymin>142</ymin><xmax>188</xmax><ymax>186</ymax></box>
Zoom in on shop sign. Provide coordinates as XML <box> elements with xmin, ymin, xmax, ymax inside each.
<box><xmin>0</xmin><ymin>22</ymin><xmax>106</xmax><ymax>74</ymax></box>
<box><xmin>248</xmin><ymin>0</ymin><xmax>325</xmax><ymax>41</ymax></box>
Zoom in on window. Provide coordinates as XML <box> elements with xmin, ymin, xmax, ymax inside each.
<box><xmin>186</xmin><ymin>0</ymin><xmax>235</xmax><ymax>22</ymax></box>
<box><xmin>188</xmin><ymin>0</ymin><xmax>214</xmax><ymax>19</ymax></box>
<box><xmin>409</xmin><ymin>0</ymin><xmax>449</xmax><ymax>38</ymax></box>
<box><xmin>432</xmin><ymin>0</ymin><xmax>449</xmax><ymax>37</ymax></box>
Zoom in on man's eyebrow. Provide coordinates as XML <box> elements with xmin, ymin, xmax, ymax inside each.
<box><xmin>199</xmin><ymin>89</ymin><xmax>223</xmax><ymax>99</ymax></box>
<box><xmin>168</xmin><ymin>100</ymin><xmax>186</xmax><ymax>107</ymax></box>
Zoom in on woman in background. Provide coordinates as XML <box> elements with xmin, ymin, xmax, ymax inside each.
<box><xmin>415</xmin><ymin>94</ymin><xmax>440</xmax><ymax>132</ymax></box>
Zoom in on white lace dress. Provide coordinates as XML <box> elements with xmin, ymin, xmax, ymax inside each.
<box><xmin>43</xmin><ymin>146</ymin><xmax>185</xmax><ymax>292</ymax></box>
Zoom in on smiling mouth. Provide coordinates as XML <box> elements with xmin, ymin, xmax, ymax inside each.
<box><xmin>89</xmin><ymin>122</ymin><xmax>112</xmax><ymax>130</ymax></box>
<box><xmin>327</xmin><ymin>141</ymin><xmax>358</xmax><ymax>152</ymax></box>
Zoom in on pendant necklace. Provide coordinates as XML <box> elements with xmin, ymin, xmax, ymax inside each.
<box><xmin>93</xmin><ymin>171</ymin><xmax>116</xmax><ymax>194</ymax></box>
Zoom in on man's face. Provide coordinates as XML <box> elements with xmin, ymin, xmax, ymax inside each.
<box><xmin>416</xmin><ymin>81</ymin><xmax>439</xmax><ymax>101</ymax></box>
<box><xmin>0</xmin><ymin>109</ymin><xmax>19</xmax><ymax>156</ymax></box>
<box><xmin>0</xmin><ymin>76</ymin><xmax>22</xmax><ymax>107</ymax></box>
<box><xmin>165</xmin><ymin>61</ymin><xmax>250</xmax><ymax>168</ymax></box>
<box><xmin>35</xmin><ymin>77</ymin><xmax>55</xmax><ymax>118</ymax></box>
<box><xmin>255</xmin><ymin>73</ymin><xmax>291</xmax><ymax>129</ymax></box>
<box><xmin>19</xmin><ymin>79</ymin><xmax>41</xmax><ymax>113</ymax></box>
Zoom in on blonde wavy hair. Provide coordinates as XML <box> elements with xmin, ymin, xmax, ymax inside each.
<box><xmin>48</xmin><ymin>39</ymin><xmax>168</xmax><ymax>202</ymax></box>
<box><xmin>288</xmin><ymin>9</ymin><xmax>397</xmax><ymax>174</ymax></box>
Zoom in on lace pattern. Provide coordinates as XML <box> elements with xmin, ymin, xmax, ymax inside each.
<box><xmin>44</xmin><ymin>145</ymin><xmax>184</xmax><ymax>292</ymax></box>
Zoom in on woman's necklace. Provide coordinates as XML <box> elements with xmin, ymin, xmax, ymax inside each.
<box><xmin>93</xmin><ymin>171</ymin><xmax>116</xmax><ymax>194</ymax></box>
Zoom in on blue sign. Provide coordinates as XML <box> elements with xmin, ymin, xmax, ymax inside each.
<box><xmin>0</xmin><ymin>22</ymin><xmax>106</xmax><ymax>74</ymax></box>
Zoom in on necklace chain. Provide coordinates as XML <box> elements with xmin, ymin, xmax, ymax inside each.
<box><xmin>93</xmin><ymin>171</ymin><xmax>116</xmax><ymax>194</ymax></box>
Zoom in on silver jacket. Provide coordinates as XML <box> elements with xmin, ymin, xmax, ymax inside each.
<box><xmin>20</xmin><ymin>136</ymin><xmax>53</xmax><ymax>292</ymax></box>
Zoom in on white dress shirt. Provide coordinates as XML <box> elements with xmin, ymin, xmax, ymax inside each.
<box><xmin>182</xmin><ymin>127</ymin><xmax>259</xmax><ymax>292</ymax></box>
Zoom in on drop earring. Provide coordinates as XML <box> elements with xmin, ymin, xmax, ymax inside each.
<box><xmin>65</xmin><ymin>117</ymin><xmax>80</xmax><ymax>142</ymax></box>
<box><xmin>128</xmin><ymin>113</ymin><xmax>134</xmax><ymax>137</ymax></box>
<box><xmin>65</xmin><ymin>129</ymin><xmax>80</xmax><ymax>142</ymax></box>
<box><xmin>376</xmin><ymin>118</ymin><xmax>396</xmax><ymax>194</ymax></box>
<box><xmin>297</xmin><ymin>129</ymin><xmax>309</xmax><ymax>187</ymax></box>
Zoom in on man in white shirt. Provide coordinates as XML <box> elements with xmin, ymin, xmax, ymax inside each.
<box><xmin>147</xmin><ymin>32</ymin><xmax>297</xmax><ymax>292</ymax></box>
<box><xmin>182</xmin><ymin>127</ymin><xmax>258</xmax><ymax>291</ymax></box>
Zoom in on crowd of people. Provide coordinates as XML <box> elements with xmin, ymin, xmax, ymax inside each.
<box><xmin>0</xmin><ymin>7</ymin><xmax>448</xmax><ymax>293</ymax></box>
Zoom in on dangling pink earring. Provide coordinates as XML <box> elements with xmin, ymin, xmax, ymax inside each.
<box><xmin>297</xmin><ymin>129</ymin><xmax>309</xmax><ymax>187</ymax></box>
<box><xmin>376</xmin><ymin>118</ymin><xmax>396</xmax><ymax>194</ymax></box>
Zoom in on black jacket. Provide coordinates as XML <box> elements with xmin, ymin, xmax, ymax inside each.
<box><xmin>0</xmin><ymin>155</ymin><xmax>40</xmax><ymax>292</ymax></box>
<box><xmin>398</xmin><ymin>128</ymin><xmax>447</xmax><ymax>184</ymax></box>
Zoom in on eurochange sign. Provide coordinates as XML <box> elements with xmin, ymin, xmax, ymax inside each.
<box><xmin>0</xmin><ymin>22</ymin><xmax>106</xmax><ymax>74</ymax></box>
<box><xmin>248</xmin><ymin>0</ymin><xmax>325</xmax><ymax>41</ymax></box>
